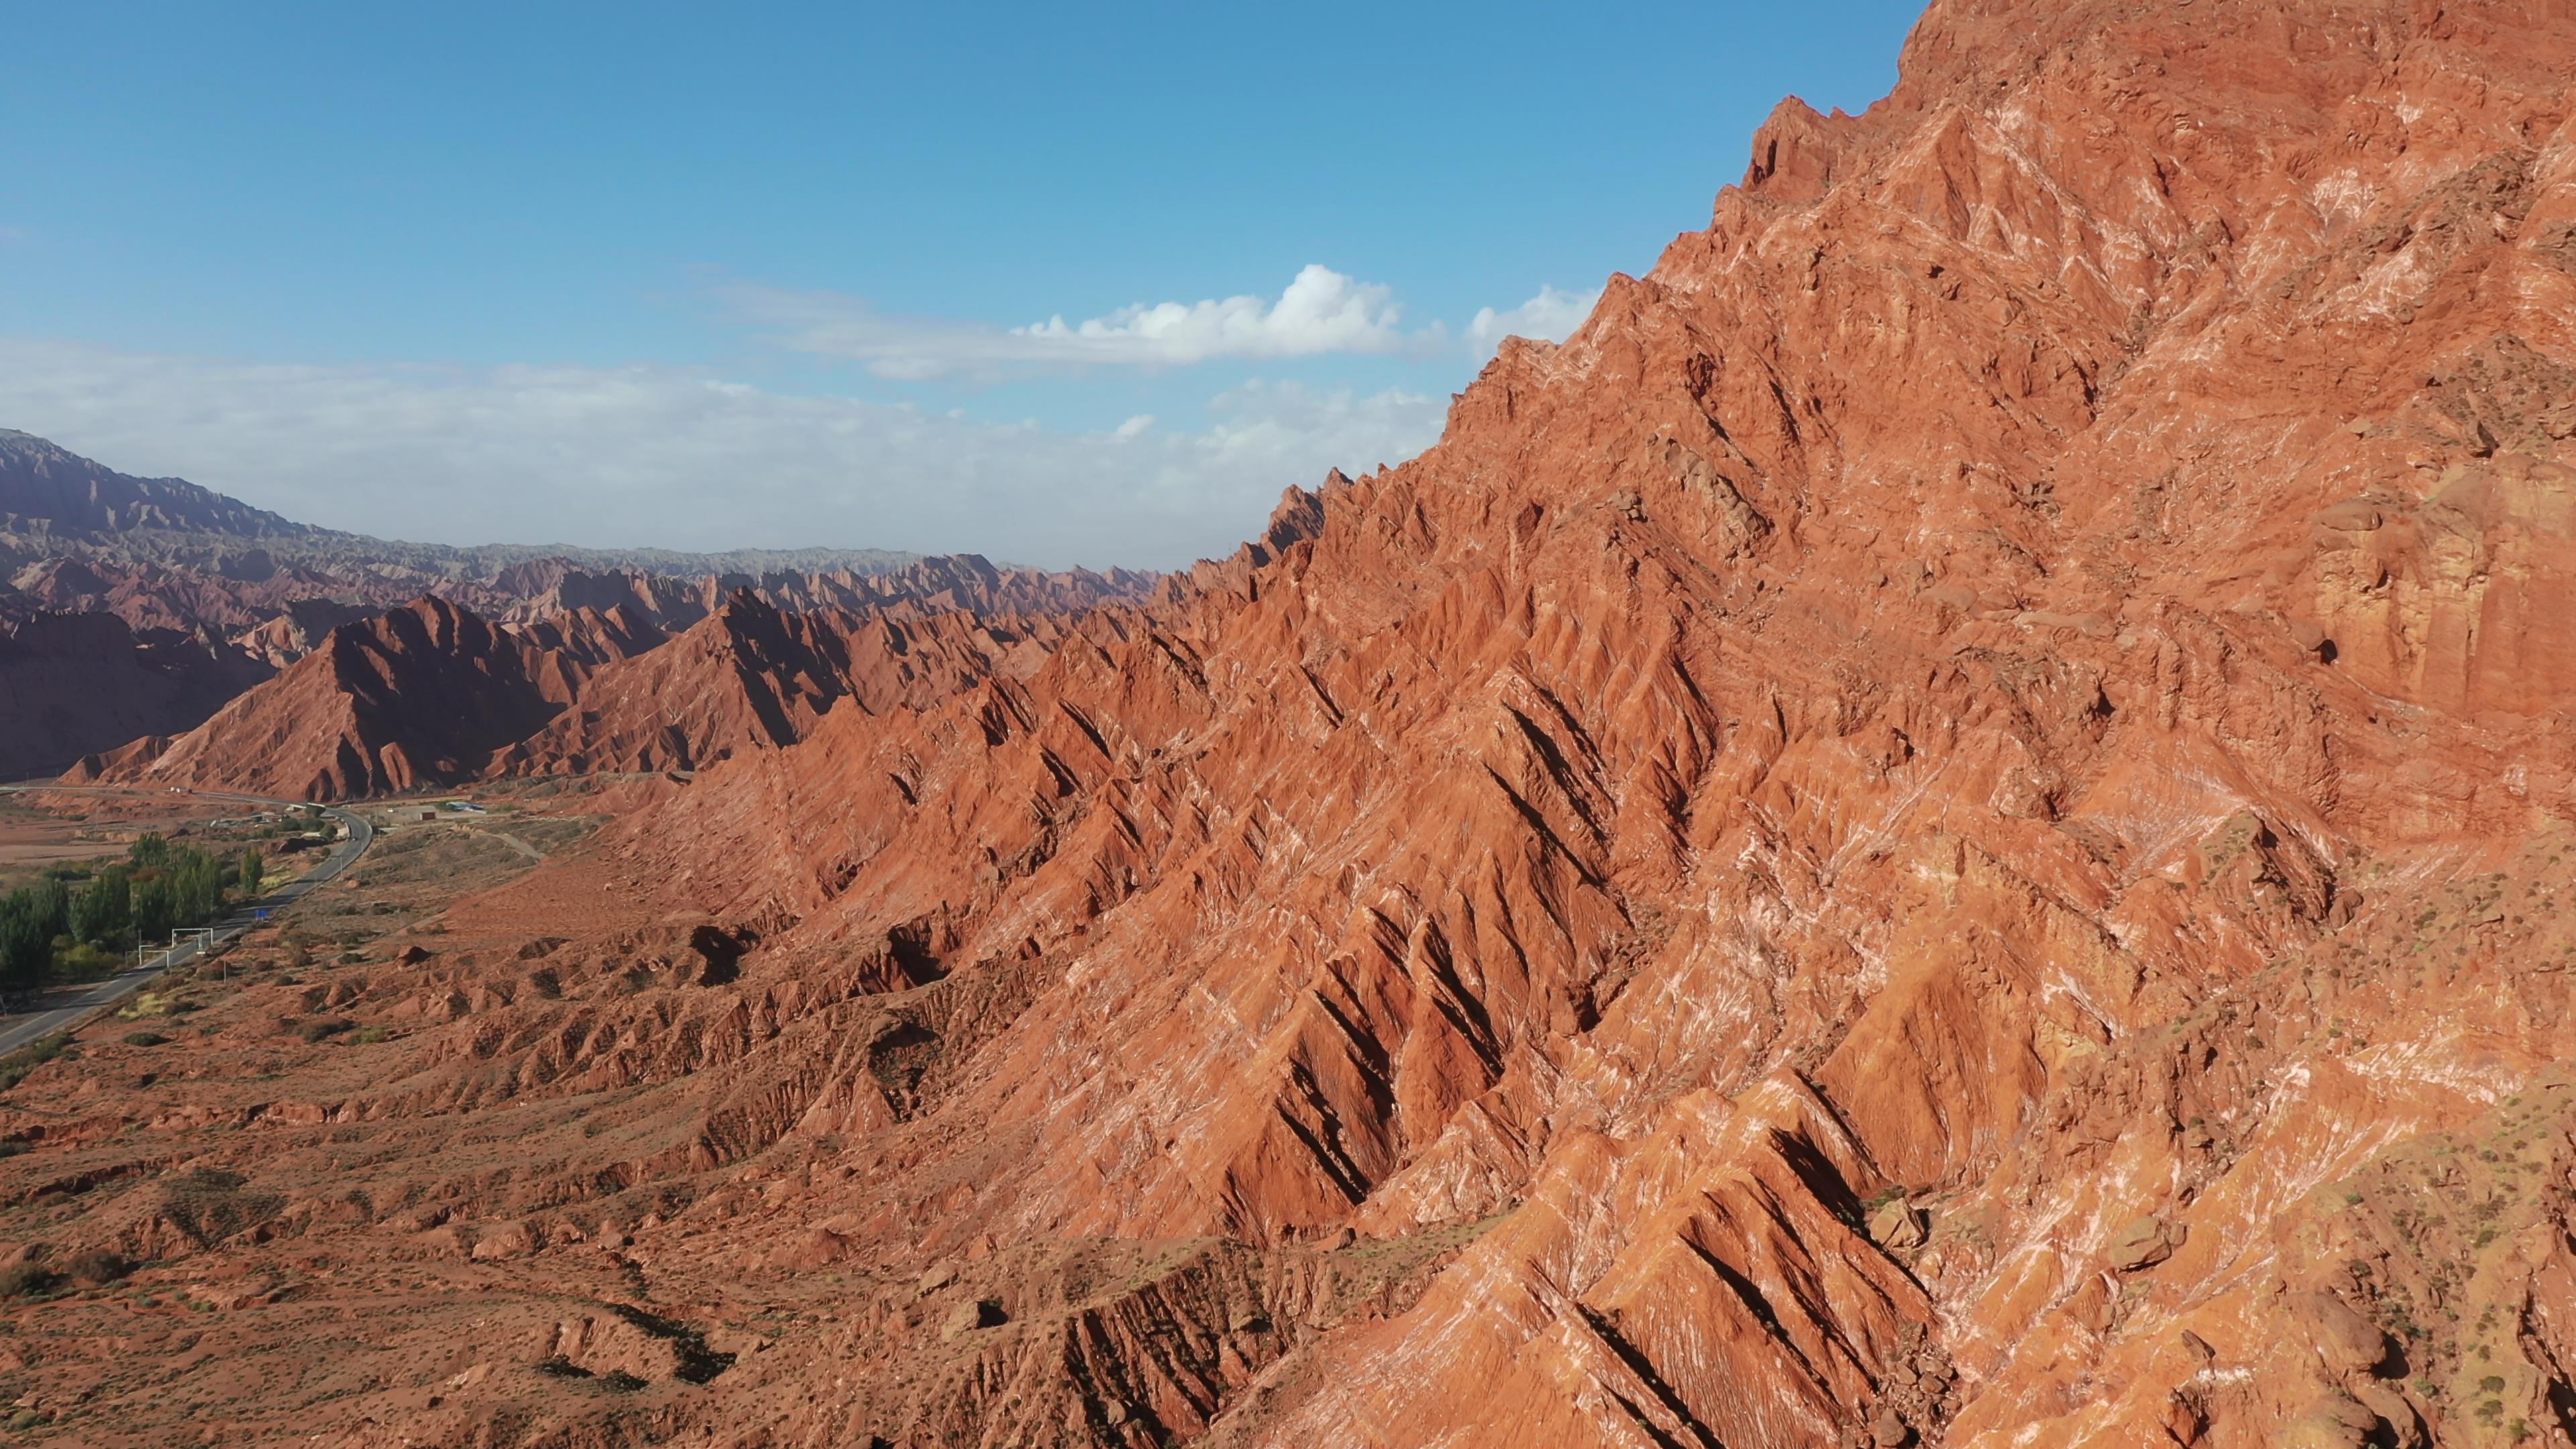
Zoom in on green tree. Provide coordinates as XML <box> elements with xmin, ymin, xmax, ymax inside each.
<box><xmin>237</xmin><ymin>846</ymin><xmax>264</xmax><ymax>900</ymax></box>
<box><xmin>133</xmin><ymin>875</ymin><xmax>176</xmax><ymax>945</ymax></box>
<box><xmin>172</xmin><ymin>853</ymin><xmax>221</xmax><ymax>923</ymax></box>
<box><xmin>128</xmin><ymin>833</ymin><xmax>171</xmax><ymax>871</ymax></box>
<box><xmin>0</xmin><ymin>881</ymin><xmax>70</xmax><ymax>993</ymax></box>
<box><xmin>70</xmin><ymin>869</ymin><xmax>131</xmax><ymax>947</ymax></box>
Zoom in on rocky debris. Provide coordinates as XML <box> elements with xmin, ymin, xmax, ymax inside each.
<box><xmin>2279</xmin><ymin>1392</ymin><xmax>2386</xmax><ymax>1449</ymax></box>
<box><xmin>386</xmin><ymin>1203</ymin><xmax>450</xmax><ymax>1233</ymax></box>
<box><xmin>939</xmin><ymin>1298</ymin><xmax>1004</xmax><ymax>1340</ymax></box>
<box><xmin>2107</xmin><ymin>1214</ymin><xmax>2188</xmax><ymax>1273</ymax></box>
<box><xmin>1868</xmin><ymin>1194</ymin><xmax>1929</xmax><ymax>1252</ymax></box>
<box><xmin>545</xmin><ymin>1303</ymin><xmax>735</xmax><ymax>1384</ymax></box>
<box><xmin>468</xmin><ymin>1220</ymin><xmax>537</xmax><ymax>1261</ymax></box>
<box><xmin>2297</xmin><ymin>1291</ymin><xmax>2393</xmax><ymax>1377</ymax></box>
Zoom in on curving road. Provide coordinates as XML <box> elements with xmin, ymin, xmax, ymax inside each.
<box><xmin>0</xmin><ymin>786</ymin><xmax>374</xmax><ymax>1056</ymax></box>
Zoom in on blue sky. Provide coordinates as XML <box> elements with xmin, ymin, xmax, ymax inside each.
<box><xmin>1</xmin><ymin>1</ymin><xmax>1923</xmax><ymax>568</ymax></box>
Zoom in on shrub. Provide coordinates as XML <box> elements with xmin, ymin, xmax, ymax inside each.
<box><xmin>60</xmin><ymin>1249</ymin><xmax>131</xmax><ymax>1286</ymax></box>
<box><xmin>56</xmin><ymin>941</ymin><xmax>120</xmax><ymax>978</ymax></box>
<box><xmin>117</xmin><ymin>991</ymin><xmax>172</xmax><ymax>1020</ymax></box>
<box><xmin>0</xmin><ymin>1263</ymin><xmax>60</xmax><ymax>1299</ymax></box>
<box><xmin>123</xmin><ymin>1031</ymin><xmax>170</xmax><ymax>1048</ymax></box>
<box><xmin>160</xmin><ymin>1168</ymin><xmax>282</xmax><ymax>1246</ymax></box>
<box><xmin>298</xmin><ymin>1018</ymin><xmax>355</xmax><ymax>1044</ymax></box>
<box><xmin>0</xmin><ymin>1034</ymin><xmax>72</xmax><ymax>1094</ymax></box>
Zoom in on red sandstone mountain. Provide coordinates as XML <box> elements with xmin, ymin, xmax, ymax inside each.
<box><xmin>74</xmin><ymin>597</ymin><xmax>597</xmax><ymax>799</ymax></box>
<box><xmin>492</xmin><ymin>599</ymin><xmax>1072</xmax><ymax>777</ymax></box>
<box><xmin>0</xmin><ymin>611</ymin><xmax>270</xmax><ymax>780</ymax></box>
<box><xmin>7</xmin><ymin>1</ymin><xmax>2576</xmax><ymax>1447</ymax></box>
<box><xmin>76</xmin><ymin>589</ymin><xmax>1091</xmax><ymax>798</ymax></box>
<box><xmin>0</xmin><ymin>429</ymin><xmax>310</xmax><ymax>541</ymax></box>
<box><xmin>466</xmin><ymin>554</ymin><xmax>1149</xmax><ymax>633</ymax></box>
<box><xmin>532</xmin><ymin>0</ymin><xmax>2575</xmax><ymax>1440</ymax></box>
<box><xmin>3</xmin><ymin>430</ymin><xmax>1156</xmax><ymax>774</ymax></box>
<box><xmin>14</xmin><ymin>546</ymin><xmax>1147</xmax><ymax>668</ymax></box>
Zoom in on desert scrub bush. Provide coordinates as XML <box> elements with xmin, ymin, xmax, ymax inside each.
<box><xmin>299</xmin><ymin>1017</ymin><xmax>355</xmax><ymax>1043</ymax></box>
<box><xmin>0</xmin><ymin>1033</ymin><xmax>72</xmax><ymax>1093</ymax></box>
<box><xmin>0</xmin><ymin>1263</ymin><xmax>60</xmax><ymax>1299</ymax></box>
<box><xmin>60</xmin><ymin>1248</ymin><xmax>131</xmax><ymax>1285</ymax></box>
<box><xmin>117</xmin><ymin>991</ymin><xmax>174</xmax><ymax>1020</ymax></box>
<box><xmin>123</xmin><ymin>1031</ymin><xmax>170</xmax><ymax>1047</ymax></box>
<box><xmin>160</xmin><ymin>1168</ymin><xmax>282</xmax><ymax>1246</ymax></box>
<box><xmin>348</xmin><ymin>1024</ymin><xmax>392</xmax><ymax>1045</ymax></box>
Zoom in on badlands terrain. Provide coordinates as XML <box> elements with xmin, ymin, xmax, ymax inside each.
<box><xmin>0</xmin><ymin>429</ymin><xmax>1148</xmax><ymax>782</ymax></box>
<box><xmin>5</xmin><ymin>0</ymin><xmax>2576</xmax><ymax>1444</ymax></box>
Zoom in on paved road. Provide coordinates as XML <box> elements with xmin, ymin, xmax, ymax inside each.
<box><xmin>0</xmin><ymin>786</ymin><xmax>375</xmax><ymax>1056</ymax></box>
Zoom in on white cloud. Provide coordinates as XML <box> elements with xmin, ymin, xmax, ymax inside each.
<box><xmin>1012</xmin><ymin>264</ymin><xmax>1408</xmax><ymax>364</ymax></box>
<box><xmin>729</xmin><ymin>264</ymin><xmax>1428</xmax><ymax>378</ymax></box>
<box><xmin>1466</xmin><ymin>284</ymin><xmax>1600</xmax><ymax>354</ymax></box>
<box><xmin>0</xmin><ymin>338</ymin><xmax>1442</xmax><ymax>570</ymax></box>
<box><xmin>729</xmin><ymin>269</ymin><xmax>1605</xmax><ymax>378</ymax></box>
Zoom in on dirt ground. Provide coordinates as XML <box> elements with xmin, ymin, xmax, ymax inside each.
<box><xmin>0</xmin><ymin>788</ymin><xmax>623</xmax><ymax>1446</ymax></box>
<box><xmin>0</xmin><ymin>793</ymin><xmax>246</xmax><ymax>886</ymax></box>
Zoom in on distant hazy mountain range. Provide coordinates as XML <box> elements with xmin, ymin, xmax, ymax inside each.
<box><xmin>0</xmin><ymin>431</ymin><xmax>1152</xmax><ymax>782</ymax></box>
<box><xmin>0</xmin><ymin>428</ymin><xmax>924</xmax><ymax>580</ymax></box>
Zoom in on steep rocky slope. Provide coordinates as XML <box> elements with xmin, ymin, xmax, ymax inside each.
<box><xmin>0</xmin><ymin>429</ymin><xmax>311</xmax><ymax>541</ymax></box>
<box><xmin>12</xmin><ymin>537</ymin><xmax>1144</xmax><ymax>666</ymax></box>
<box><xmin>0</xmin><ymin>612</ymin><xmax>270</xmax><ymax>780</ymax></box>
<box><xmin>76</xmin><ymin>590</ymin><xmax>1083</xmax><ymax>798</ymax></box>
<box><xmin>492</xmin><ymin>599</ymin><xmax>1070</xmax><ymax>777</ymax></box>
<box><xmin>72</xmin><ymin>596</ymin><xmax>605</xmax><ymax>799</ymax></box>
<box><xmin>2</xmin><ymin>429</ymin><xmax>1154</xmax><ymax>774</ymax></box>
<box><xmin>4</xmin><ymin>0</ymin><xmax>2574</xmax><ymax>1446</ymax></box>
